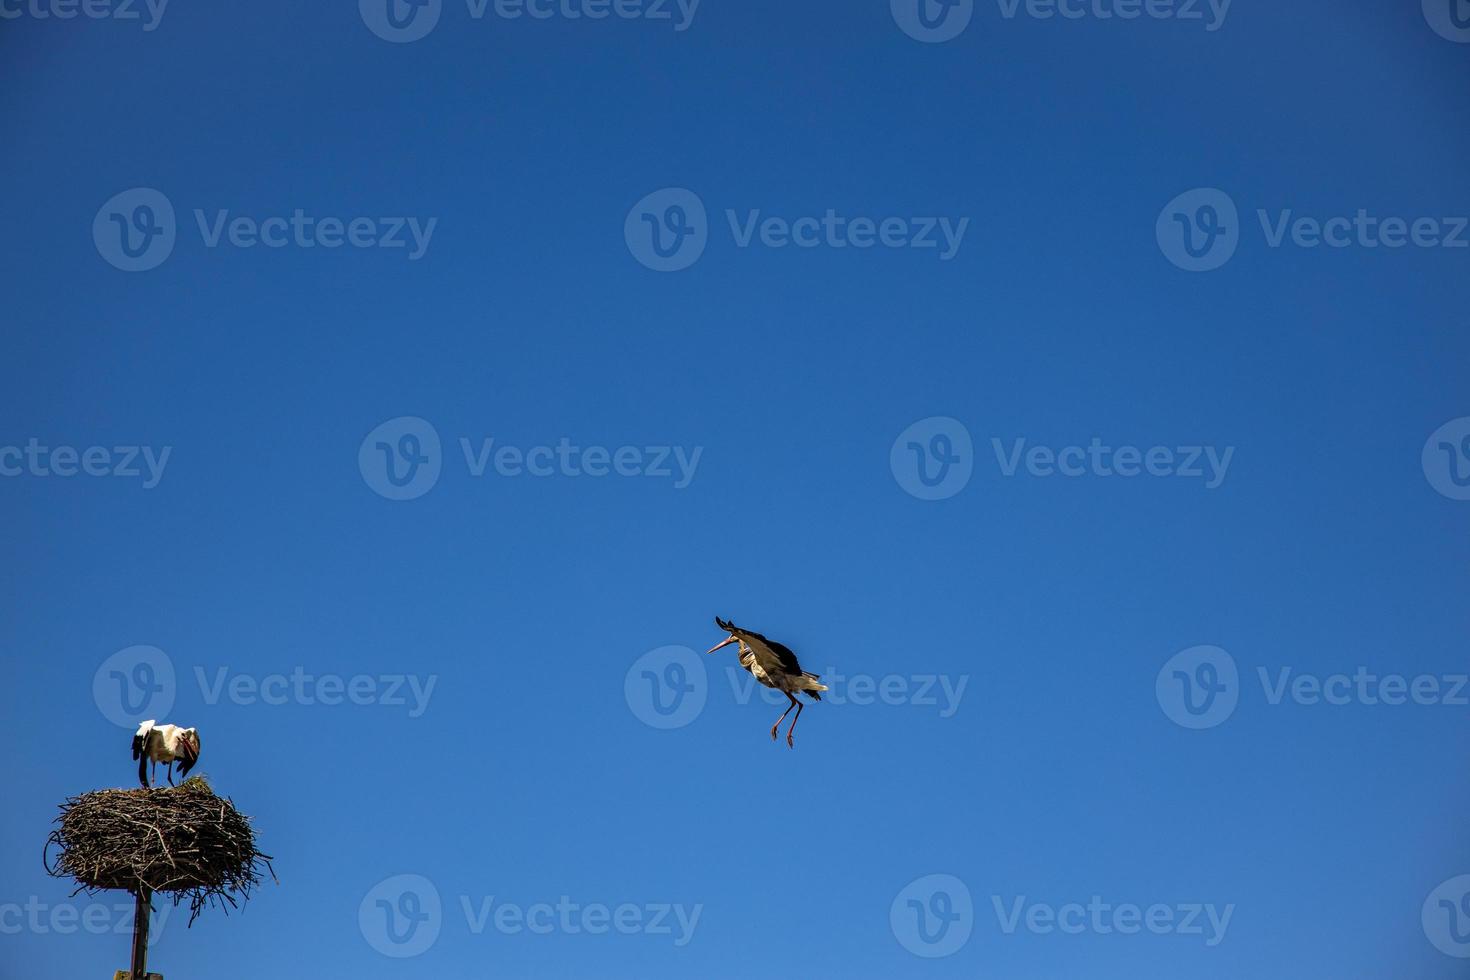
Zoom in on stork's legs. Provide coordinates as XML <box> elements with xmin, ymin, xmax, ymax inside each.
<box><xmin>771</xmin><ymin>692</ymin><xmax>799</xmax><ymax>743</ymax></box>
<box><xmin>166</xmin><ymin>762</ymin><xmax>175</xmax><ymax>786</ymax></box>
<box><xmin>786</xmin><ymin>698</ymin><xmax>804</xmax><ymax>748</ymax></box>
<box><xmin>770</xmin><ymin>692</ymin><xmax>805</xmax><ymax>748</ymax></box>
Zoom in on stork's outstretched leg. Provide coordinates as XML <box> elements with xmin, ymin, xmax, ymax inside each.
<box><xmin>786</xmin><ymin>698</ymin><xmax>804</xmax><ymax>749</ymax></box>
<box><xmin>771</xmin><ymin>692</ymin><xmax>799</xmax><ymax>742</ymax></box>
<box><xmin>166</xmin><ymin>763</ymin><xmax>175</xmax><ymax>787</ymax></box>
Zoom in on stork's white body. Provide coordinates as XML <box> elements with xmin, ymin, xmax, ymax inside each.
<box><xmin>132</xmin><ymin>720</ymin><xmax>200</xmax><ymax>787</ymax></box>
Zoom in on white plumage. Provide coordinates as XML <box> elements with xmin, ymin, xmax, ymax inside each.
<box><xmin>131</xmin><ymin>719</ymin><xmax>201</xmax><ymax>788</ymax></box>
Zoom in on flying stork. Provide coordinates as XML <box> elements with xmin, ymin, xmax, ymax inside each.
<box><xmin>707</xmin><ymin>617</ymin><xmax>828</xmax><ymax>748</ymax></box>
<box><xmin>131</xmin><ymin>720</ymin><xmax>201</xmax><ymax>788</ymax></box>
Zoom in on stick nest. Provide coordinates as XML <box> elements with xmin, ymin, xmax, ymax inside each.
<box><xmin>45</xmin><ymin>776</ymin><xmax>275</xmax><ymax>924</ymax></box>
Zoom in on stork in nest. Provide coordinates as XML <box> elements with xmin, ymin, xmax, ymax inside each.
<box><xmin>132</xmin><ymin>719</ymin><xmax>201</xmax><ymax>788</ymax></box>
<box><xmin>707</xmin><ymin>617</ymin><xmax>829</xmax><ymax>748</ymax></box>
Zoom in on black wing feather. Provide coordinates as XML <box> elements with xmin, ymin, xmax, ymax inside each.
<box><xmin>715</xmin><ymin>617</ymin><xmax>810</xmax><ymax>677</ymax></box>
<box><xmin>743</xmin><ymin>628</ymin><xmax>804</xmax><ymax>675</ymax></box>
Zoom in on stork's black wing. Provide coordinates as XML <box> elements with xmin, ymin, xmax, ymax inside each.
<box><xmin>744</xmin><ymin>629</ymin><xmax>805</xmax><ymax>676</ymax></box>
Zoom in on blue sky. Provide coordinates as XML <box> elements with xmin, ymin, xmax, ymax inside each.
<box><xmin>2</xmin><ymin>1</ymin><xmax>1469</xmax><ymax>977</ymax></box>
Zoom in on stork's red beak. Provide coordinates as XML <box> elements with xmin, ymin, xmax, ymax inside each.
<box><xmin>706</xmin><ymin>634</ymin><xmax>738</xmax><ymax>654</ymax></box>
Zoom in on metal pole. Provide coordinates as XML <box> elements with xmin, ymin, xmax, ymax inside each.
<box><xmin>129</xmin><ymin>887</ymin><xmax>150</xmax><ymax>980</ymax></box>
